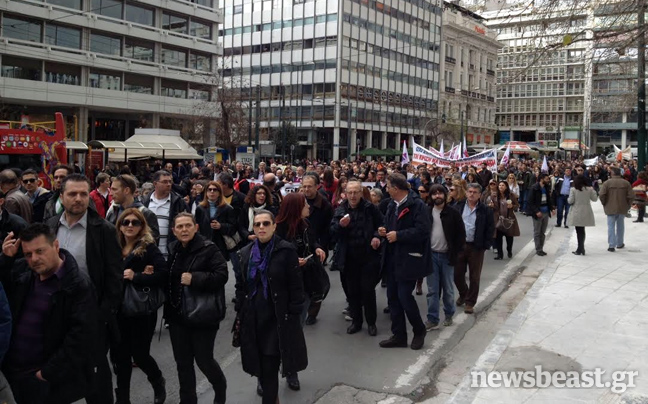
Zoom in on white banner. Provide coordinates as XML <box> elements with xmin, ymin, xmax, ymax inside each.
<box><xmin>249</xmin><ymin>179</ymin><xmax>379</xmax><ymax>196</ymax></box>
<box><xmin>412</xmin><ymin>142</ymin><xmax>498</xmax><ymax>172</ymax></box>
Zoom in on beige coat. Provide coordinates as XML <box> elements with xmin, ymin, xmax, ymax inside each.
<box><xmin>567</xmin><ymin>187</ymin><xmax>597</xmax><ymax>227</ymax></box>
<box><xmin>599</xmin><ymin>176</ymin><xmax>634</xmax><ymax>215</ymax></box>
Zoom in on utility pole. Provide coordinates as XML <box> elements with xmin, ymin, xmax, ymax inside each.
<box><xmin>639</xmin><ymin>0</ymin><xmax>647</xmax><ymax>169</ymax></box>
<box><xmin>255</xmin><ymin>85</ymin><xmax>260</xmax><ymax>159</ymax></box>
<box><xmin>281</xmin><ymin>84</ymin><xmax>286</xmax><ymax>162</ymax></box>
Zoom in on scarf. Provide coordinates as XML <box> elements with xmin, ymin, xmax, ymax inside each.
<box><xmin>247</xmin><ymin>203</ymin><xmax>267</xmax><ymax>232</ymax></box>
<box><xmin>248</xmin><ymin>236</ymin><xmax>275</xmax><ymax>299</ymax></box>
<box><xmin>209</xmin><ymin>201</ymin><xmax>218</xmax><ymax>219</ymax></box>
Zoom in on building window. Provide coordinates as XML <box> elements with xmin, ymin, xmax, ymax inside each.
<box><xmin>234</xmin><ymin>5</ymin><xmax>243</xmax><ymax>14</ymax></box>
<box><xmin>91</xmin><ymin>0</ymin><xmax>123</xmax><ymax>19</ymax></box>
<box><xmin>161</xmin><ymin>47</ymin><xmax>187</xmax><ymax>67</ymax></box>
<box><xmin>190</xmin><ymin>19</ymin><xmax>211</xmax><ymax>39</ymax></box>
<box><xmin>161</xmin><ymin>79</ymin><xmax>187</xmax><ymax>98</ymax></box>
<box><xmin>89</xmin><ymin>69</ymin><xmax>122</xmax><ymax>90</ymax></box>
<box><xmin>189</xmin><ymin>52</ymin><xmax>211</xmax><ymax>72</ymax></box>
<box><xmin>189</xmin><ymin>87</ymin><xmax>210</xmax><ymax>100</ymax></box>
<box><xmin>45</xmin><ymin>62</ymin><xmax>81</xmax><ymax>85</ymax></box>
<box><xmin>162</xmin><ymin>12</ymin><xmax>188</xmax><ymax>34</ymax></box>
<box><xmin>45</xmin><ymin>24</ymin><xmax>81</xmax><ymax>49</ymax></box>
<box><xmin>125</xmin><ymin>3</ymin><xmax>154</xmax><ymax>26</ymax></box>
<box><xmin>48</xmin><ymin>0</ymin><xmax>82</xmax><ymax>9</ymax></box>
<box><xmin>124</xmin><ymin>73</ymin><xmax>153</xmax><ymax>93</ymax></box>
<box><xmin>192</xmin><ymin>0</ymin><xmax>213</xmax><ymax>7</ymax></box>
<box><xmin>1</xmin><ymin>56</ymin><xmax>41</xmax><ymax>81</ymax></box>
<box><xmin>90</xmin><ymin>32</ymin><xmax>121</xmax><ymax>56</ymax></box>
<box><xmin>124</xmin><ymin>38</ymin><xmax>154</xmax><ymax>61</ymax></box>
<box><xmin>3</xmin><ymin>16</ymin><xmax>42</xmax><ymax>43</ymax></box>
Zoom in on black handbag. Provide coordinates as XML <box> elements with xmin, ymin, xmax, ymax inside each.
<box><xmin>181</xmin><ymin>285</ymin><xmax>226</xmax><ymax>326</ymax></box>
<box><xmin>302</xmin><ymin>257</ymin><xmax>330</xmax><ymax>303</ymax></box>
<box><xmin>121</xmin><ymin>283</ymin><xmax>166</xmax><ymax>317</ymax></box>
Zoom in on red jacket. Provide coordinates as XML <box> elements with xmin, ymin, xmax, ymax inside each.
<box><xmin>89</xmin><ymin>189</ymin><xmax>112</xmax><ymax>219</ymax></box>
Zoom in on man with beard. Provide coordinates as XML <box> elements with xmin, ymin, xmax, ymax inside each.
<box><xmin>105</xmin><ymin>174</ymin><xmax>160</xmax><ymax>241</ymax></box>
<box><xmin>424</xmin><ymin>184</ymin><xmax>465</xmax><ymax>331</ymax></box>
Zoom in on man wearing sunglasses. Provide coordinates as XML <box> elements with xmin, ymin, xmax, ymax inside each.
<box><xmin>21</xmin><ymin>169</ymin><xmax>50</xmax><ymax>224</ymax></box>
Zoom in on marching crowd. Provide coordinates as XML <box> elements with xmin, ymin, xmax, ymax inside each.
<box><xmin>0</xmin><ymin>154</ymin><xmax>645</xmax><ymax>404</ymax></box>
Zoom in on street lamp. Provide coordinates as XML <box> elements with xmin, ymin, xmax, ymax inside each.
<box><xmin>356</xmin><ymin>136</ymin><xmax>361</xmax><ymax>161</ymax></box>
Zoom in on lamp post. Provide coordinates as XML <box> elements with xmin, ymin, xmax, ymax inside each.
<box><xmin>356</xmin><ymin>136</ymin><xmax>361</xmax><ymax>161</ymax></box>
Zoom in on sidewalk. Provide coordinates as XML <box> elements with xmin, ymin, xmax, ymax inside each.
<box><xmin>448</xmin><ymin>201</ymin><xmax>648</xmax><ymax>403</ymax></box>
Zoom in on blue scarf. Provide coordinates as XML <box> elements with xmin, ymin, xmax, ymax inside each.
<box><xmin>248</xmin><ymin>236</ymin><xmax>275</xmax><ymax>299</ymax></box>
<box><xmin>209</xmin><ymin>201</ymin><xmax>218</xmax><ymax>219</ymax></box>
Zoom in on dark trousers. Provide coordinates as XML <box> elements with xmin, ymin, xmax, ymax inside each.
<box><xmin>454</xmin><ymin>243</ymin><xmax>485</xmax><ymax>307</ymax></box>
<box><xmin>638</xmin><ymin>204</ymin><xmax>646</xmax><ymax>222</ymax></box>
<box><xmin>259</xmin><ymin>354</ymin><xmax>281</xmax><ymax>404</ymax></box>
<box><xmin>386</xmin><ymin>268</ymin><xmax>425</xmax><ymax>340</ymax></box>
<box><xmin>556</xmin><ymin>194</ymin><xmax>570</xmax><ymax>226</ymax></box>
<box><xmin>169</xmin><ymin>322</ymin><xmax>227</xmax><ymax>404</ymax></box>
<box><xmin>345</xmin><ymin>258</ymin><xmax>378</xmax><ymax>327</ymax></box>
<box><xmin>86</xmin><ymin>326</ymin><xmax>113</xmax><ymax>404</ymax></box>
<box><xmin>6</xmin><ymin>372</ymin><xmax>49</xmax><ymax>404</ymax></box>
<box><xmin>575</xmin><ymin>226</ymin><xmax>586</xmax><ymax>252</ymax></box>
<box><xmin>494</xmin><ymin>230</ymin><xmax>514</xmax><ymax>258</ymax></box>
<box><xmin>114</xmin><ymin>313</ymin><xmax>162</xmax><ymax>397</ymax></box>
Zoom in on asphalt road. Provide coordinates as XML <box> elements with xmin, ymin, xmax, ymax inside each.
<box><xmin>123</xmin><ymin>212</ymin><xmax>536</xmax><ymax>404</ymax></box>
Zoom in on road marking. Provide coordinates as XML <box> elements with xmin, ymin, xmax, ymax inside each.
<box><xmin>196</xmin><ymin>349</ymin><xmax>241</xmax><ymax>395</ymax></box>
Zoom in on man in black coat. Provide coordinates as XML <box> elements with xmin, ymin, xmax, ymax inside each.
<box><xmin>378</xmin><ymin>173</ymin><xmax>431</xmax><ymax>350</ymax></box>
<box><xmin>526</xmin><ymin>173</ymin><xmax>556</xmax><ymax>256</ymax></box>
<box><xmin>425</xmin><ymin>184</ymin><xmax>465</xmax><ymax>330</ymax></box>
<box><xmin>0</xmin><ymin>223</ymin><xmax>98</xmax><ymax>404</ymax></box>
<box><xmin>0</xmin><ymin>192</ymin><xmax>28</xmax><ymax>242</ymax></box>
<box><xmin>45</xmin><ymin>174</ymin><xmax>121</xmax><ymax>404</ymax></box>
<box><xmin>330</xmin><ymin>179</ymin><xmax>383</xmax><ymax>337</ymax></box>
<box><xmin>218</xmin><ymin>173</ymin><xmax>247</xmax><ymax>284</ymax></box>
<box><xmin>453</xmin><ymin>183</ymin><xmax>495</xmax><ymax>314</ymax></box>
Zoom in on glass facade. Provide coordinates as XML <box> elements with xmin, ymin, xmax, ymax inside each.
<box><xmin>45</xmin><ymin>24</ymin><xmax>81</xmax><ymax>49</ymax></box>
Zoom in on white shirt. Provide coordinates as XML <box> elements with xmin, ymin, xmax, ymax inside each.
<box><xmin>430</xmin><ymin>207</ymin><xmax>448</xmax><ymax>253</ymax></box>
<box><xmin>57</xmin><ymin>211</ymin><xmax>88</xmax><ymax>275</ymax></box>
<box><xmin>148</xmin><ymin>193</ymin><xmax>171</xmax><ymax>258</ymax></box>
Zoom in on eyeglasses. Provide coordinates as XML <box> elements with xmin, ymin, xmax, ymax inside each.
<box><xmin>253</xmin><ymin>221</ymin><xmax>272</xmax><ymax>228</ymax></box>
<box><xmin>207</xmin><ymin>188</ymin><xmax>219</xmax><ymax>192</ymax></box>
<box><xmin>121</xmin><ymin>219</ymin><xmax>142</xmax><ymax>227</ymax></box>
<box><xmin>23</xmin><ymin>178</ymin><xmax>37</xmax><ymax>183</ymax></box>
<box><xmin>449</xmin><ymin>188</ymin><xmax>456</xmax><ymax>191</ymax></box>
<box><xmin>418</xmin><ymin>189</ymin><xmax>428</xmax><ymax>194</ymax></box>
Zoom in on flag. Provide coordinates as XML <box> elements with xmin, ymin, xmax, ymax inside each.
<box><xmin>541</xmin><ymin>155</ymin><xmax>549</xmax><ymax>172</ymax></box>
<box><xmin>439</xmin><ymin>139</ymin><xmax>444</xmax><ymax>156</ymax></box>
<box><xmin>500</xmin><ymin>143</ymin><xmax>511</xmax><ymax>167</ymax></box>
<box><xmin>463</xmin><ymin>141</ymin><xmax>469</xmax><ymax>158</ymax></box>
<box><xmin>401</xmin><ymin>141</ymin><xmax>410</xmax><ymax>165</ymax></box>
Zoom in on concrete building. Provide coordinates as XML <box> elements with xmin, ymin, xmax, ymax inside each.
<box><xmin>0</xmin><ymin>0</ymin><xmax>222</xmax><ymax>144</ymax></box>
<box><xmin>439</xmin><ymin>1</ymin><xmax>499</xmax><ymax>148</ymax></box>
<box><xmin>218</xmin><ymin>0</ymin><xmax>442</xmax><ymax>161</ymax></box>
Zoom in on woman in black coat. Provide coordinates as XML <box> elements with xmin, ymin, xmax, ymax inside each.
<box><xmin>114</xmin><ymin>208</ymin><xmax>167</xmax><ymax>404</ymax></box>
<box><xmin>166</xmin><ymin>213</ymin><xmax>229</xmax><ymax>404</ymax></box>
<box><xmin>196</xmin><ymin>181</ymin><xmax>238</xmax><ymax>260</ymax></box>
<box><xmin>238</xmin><ymin>184</ymin><xmax>276</xmax><ymax>247</ymax></box>
<box><xmin>235</xmin><ymin>210</ymin><xmax>308</xmax><ymax>404</ymax></box>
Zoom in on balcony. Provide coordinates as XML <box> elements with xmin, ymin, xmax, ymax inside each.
<box><xmin>445</xmin><ymin>56</ymin><xmax>456</xmax><ymax>64</ymax></box>
<box><xmin>487</xmin><ymin>69</ymin><xmax>495</xmax><ymax>76</ymax></box>
<box><xmin>445</xmin><ymin>86</ymin><xmax>456</xmax><ymax>93</ymax></box>
<box><xmin>487</xmin><ymin>96</ymin><xmax>495</xmax><ymax>102</ymax></box>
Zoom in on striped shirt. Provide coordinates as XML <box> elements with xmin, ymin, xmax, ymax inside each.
<box><xmin>148</xmin><ymin>194</ymin><xmax>171</xmax><ymax>258</ymax></box>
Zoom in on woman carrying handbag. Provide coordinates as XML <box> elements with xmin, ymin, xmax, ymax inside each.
<box><xmin>114</xmin><ymin>208</ymin><xmax>167</xmax><ymax>404</ymax></box>
<box><xmin>490</xmin><ymin>181</ymin><xmax>521</xmax><ymax>260</ymax></box>
<box><xmin>196</xmin><ymin>181</ymin><xmax>239</xmax><ymax>260</ymax></box>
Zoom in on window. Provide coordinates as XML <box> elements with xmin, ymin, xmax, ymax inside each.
<box><xmin>234</xmin><ymin>5</ymin><xmax>243</xmax><ymax>13</ymax></box>
<box><xmin>1</xmin><ymin>56</ymin><xmax>41</xmax><ymax>81</ymax></box>
<box><xmin>48</xmin><ymin>0</ymin><xmax>82</xmax><ymax>9</ymax></box>
<box><xmin>45</xmin><ymin>62</ymin><xmax>81</xmax><ymax>85</ymax></box>
<box><xmin>124</xmin><ymin>38</ymin><xmax>154</xmax><ymax>61</ymax></box>
<box><xmin>90</xmin><ymin>32</ymin><xmax>121</xmax><ymax>56</ymax></box>
<box><xmin>124</xmin><ymin>73</ymin><xmax>153</xmax><ymax>94</ymax></box>
<box><xmin>162</xmin><ymin>12</ymin><xmax>188</xmax><ymax>34</ymax></box>
<box><xmin>189</xmin><ymin>52</ymin><xmax>211</xmax><ymax>71</ymax></box>
<box><xmin>91</xmin><ymin>0</ymin><xmax>123</xmax><ymax>19</ymax></box>
<box><xmin>3</xmin><ymin>16</ymin><xmax>42</xmax><ymax>43</ymax></box>
<box><xmin>125</xmin><ymin>3</ymin><xmax>154</xmax><ymax>26</ymax></box>
<box><xmin>161</xmin><ymin>79</ymin><xmax>187</xmax><ymax>98</ymax></box>
<box><xmin>190</xmin><ymin>19</ymin><xmax>211</xmax><ymax>39</ymax></box>
<box><xmin>161</xmin><ymin>47</ymin><xmax>187</xmax><ymax>67</ymax></box>
<box><xmin>189</xmin><ymin>87</ymin><xmax>210</xmax><ymax>100</ymax></box>
<box><xmin>89</xmin><ymin>69</ymin><xmax>122</xmax><ymax>90</ymax></box>
<box><xmin>45</xmin><ymin>24</ymin><xmax>81</xmax><ymax>48</ymax></box>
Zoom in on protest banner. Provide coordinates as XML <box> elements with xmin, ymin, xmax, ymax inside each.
<box><xmin>412</xmin><ymin>142</ymin><xmax>498</xmax><ymax>172</ymax></box>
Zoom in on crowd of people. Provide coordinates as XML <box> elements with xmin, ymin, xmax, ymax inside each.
<box><xmin>0</xmin><ymin>153</ymin><xmax>645</xmax><ymax>404</ymax></box>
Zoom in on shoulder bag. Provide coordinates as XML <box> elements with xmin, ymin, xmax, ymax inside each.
<box><xmin>122</xmin><ymin>282</ymin><xmax>166</xmax><ymax>317</ymax></box>
<box><xmin>222</xmin><ymin>231</ymin><xmax>242</xmax><ymax>251</ymax></box>
<box><xmin>496</xmin><ymin>212</ymin><xmax>516</xmax><ymax>236</ymax></box>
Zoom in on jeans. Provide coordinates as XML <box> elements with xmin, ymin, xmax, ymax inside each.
<box><xmin>453</xmin><ymin>244</ymin><xmax>486</xmax><ymax>307</ymax></box>
<box><xmin>169</xmin><ymin>322</ymin><xmax>227</xmax><ymax>404</ymax></box>
<box><xmin>386</xmin><ymin>269</ymin><xmax>426</xmax><ymax>340</ymax></box>
<box><xmin>607</xmin><ymin>214</ymin><xmax>625</xmax><ymax>248</ymax></box>
<box><xmin>519</xmin><ymin>189</ymin><xmax>528</xmax><ymax>212</ymax></box>
<box><xmin>556</xmin><ymin>194</ymin><xmax>570</xmax><ymax>226</ymax></box>
<box><xmin>532</xmin><ymin>212</ymin><xmax>549</xmax><ymax>252</ymax></box>
<box><xmin>426</xmin><ymin>252</ymin><xmax>455</xmax><ymax>324</ymax></box>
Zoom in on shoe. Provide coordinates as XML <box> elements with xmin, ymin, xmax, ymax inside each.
<box><xmin>256</xmin><ymin>380</ymin><xmax>263</xmax><ymax>397</ymax></box>
<box><xmin>634</xmin><ymin>220</ymin><xmax>644</xmax><ymax>223</ymax></box>
<box><xmin>347</xmin><ymin>323</ymin><xmax>362</xmax><ymax>334</ymax></box>
<box><xmin>416</xmin><ymin>285</ymin><xmax>423</xmax><ymax>295</ymax></box>
<box><xmin>564</xmin><ymin>225</ymin><xmax>569</xmax><ymax>228</ymax></box>
<box><xmin>344</xmin><ymin>315</ymin><xmax>353</xmax><ymax>321</ymax></box>
<box><xmin>383</xmin><ymin>306</ymin><xmax>390</xmax><ymax>314</ymax></box>
<box><xmin>379</xmin><ymin>335</ymin><xmax>408</xmax><ymax>348</ymax></box>
<box><xmin>114</xmin><ymin>388</ymin><xmax>131</xmax><ymax>404</ymax></box>
<box><xmin>286</xmin><ymin>374</ymin><xmax>300</xmax><ymax>391</ymax></box>
<box><xmin>411</xmin><ymin>333</ymin><xmax>425</xmax><ymax>350</ymax></box>
<box><xmin>381</xmin><ymin>281</ymin><xmax>387</xmax><ymax>288</ymax></box>
<box><xmin>494</xmin><ymin>256</ymin><xmax>503</xmax><ymax>260</ymax></box>
<box><xmin>425</xmin><ymin>321</ymin><xmax>440</xmax><ymax>331</ymax></box>
<box><xmin>329</xmin><ymin>265</ymin><xmax>339</xmax><ymax>271</ymax></box>
<box><xmin>443</xmin><ymin>317</ymin><xmax>453</xmax><ymax>327</ymax></box>
<box><xmin>507</xmin><ymin>251</ymin><xmax>512</xmax><ymax>258</ymax></box>
<box><xmin>456</xmin><ymin>297</ymin><xmax>465</xmax><ymax>306</ymax></box>
<box><xmin>617</xmin><ymin>244</ymin><xmax>625</xmax><ymax>249</ymax></box>
<box><xmin>305</xmin><ymin>315</ymin><xmax>317</xmax><ymax>325</ymax></box>
<box><xmin>231</xmin><ymin>297</ymin><xmax>237</xmax><ymax>303</ymax></box>
<box><xmin>464</xmin><ymin>305</ymin><xmax>474</xmax><ymax>314</ymax></box>
<box><xmin>342</xmin><ymin>307</ymin><xmax>350</xmax><ymax>315</ymax></box>
<box><xmin>572</xmin><ymin>251</ymin><xmax>583</xmax><ymax>256</ymax></box>
<box><xmin>536</xmin><ymin>251</ymin><xmax>547</xmax><ymax>256</ymax></box>
<box><xmin>368</xmin><ymin>325</ymin><xmax>377</xmax><ymax>336</ymax></box>
<box><xmin>151</xmin><ymin>376</ymin><xmax>166</xmax><ymax>404</ymax></box>
<box><xmin>555</xmin><ymin>224</ymin><xmax>562</xmax><ymax>227</ymax></box>
<box><xmin>608</xmin><ymin>247</ymin><xmax>615</xmax><ymax>252</ymax></box>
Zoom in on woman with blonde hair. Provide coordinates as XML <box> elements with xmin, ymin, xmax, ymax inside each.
<box><xmin>447</xmin><ymin>179</ymin><xmax>467</xmax><ymax>208</ymax></box>
<box><xmin>196</xmin><ymin>181</ymin><xmax>238</xmax><ymax>260</ymax></box>
<box><xmin>114</xmin><ymin>207</ymin><xmax>167</xmax><ymax>404</ymax></box>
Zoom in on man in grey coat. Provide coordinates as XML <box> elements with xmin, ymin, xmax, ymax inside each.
<box><xmin>599</xmin><ymin>167</ymin><xmax>635</xmax><ymax>252</ymax></box>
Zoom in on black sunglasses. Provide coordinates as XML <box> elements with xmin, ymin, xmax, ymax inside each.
<box><xmin>207</xmin><ymin>188</ymin><xmax>219</xmax><ymax>192</ymax></box>
<box><xmin>121</xmin><ymin>219</ymin><xmax>142</xmax><ymax>227</ymax></box>
<box><xmin>253</xmin><ymin>221</ymin><xmax>272</xmax><ymax>228</ymax></box>
<box><xmin>418</xmin><ymin>189</ymin><xmax>428</xmax><ymax>193</ymax></box>
<box><xmin>23</xmin><ymin>178</ymin><xmax>37</xmax><ymax>183</ymax></box>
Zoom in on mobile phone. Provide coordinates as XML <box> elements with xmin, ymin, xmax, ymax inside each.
<box><xmin>343</xmin><ymin>214</ymin><xmax>350</xmax><ymax>219</ymax></box>
<box><xmin>304</xmin><ymin>254</ymin><xmax>313</xmax><ymax>260</ymax></box>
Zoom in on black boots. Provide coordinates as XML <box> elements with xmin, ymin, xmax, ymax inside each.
<box><xmin>151</xmin><ymin>376</ymin><xmax>166</xmax><ymax>404</ymax></box>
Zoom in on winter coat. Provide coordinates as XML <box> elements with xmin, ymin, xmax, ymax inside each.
<box><xmin>4</xmin><ymin>187</ymin><xmax>32</xmax><ymax>224</ymax></box>
<box><xmin>453</xmin><ymin>199</ymin><xmax>495</xmax><ymax>251</ymax></box>
<box><xmin>599</xmin><ymin>176</ymin><xmax>635</xmax><ymax>215</ymax></box>
<box><xmin>89</xmin><ymin>189</ymin><xmax>112</xmax><ymax>219</ymax></box>
<box><xmin>380</xmin><ymin>191</ymin><xmax>432</xmax><ymax>281</ymax></box>
<box><xmin>0</xmin><ymin>209</ymin><xmax>27</xmax><ymax>242</ymax></box>
<box><xmin>235</xmin><ymin>237</ymin><xmax>308</xmax><ymax>377</ymax></box>
<box><xmin>527</xmin><ymin>182</ymin><xmax>555</xmax><ymax>217</ymax></box>
<box><xmin>330</xmin><ymin>199</ymin><xmax>383</xmax><ymax>270</ymax></box>
<box><xmin>567</xmin><ymin>187</ymin><xmax>597</xmax><ymax>227</ymax></box>
<box><xmin>43</xmin><ymin>192</ymin><xmax>97</xmax><ymax>223</ymax></box>
<box><xmin>120</xmin><ymin>240</ymin><xmax>167</xmax><ymax>307</ymax></box>
<box><xmin>30</xmin><ymin>188</ymin><xmax>51</xmax><ymax>224</ymax></box>
<box><xmin>428</xmin><ymin>204</ymin><xmax>466</xmax><ymax>266</ymax></box>
<box><xmin>0</xmin><ymin>249</ymin><xmax>98</xmax><ymax>403</ymax></box>
<box><xmin>487</xmin><ymin>193</ymin><xmax>521</xmax><ymax>237</ymax></box>
<box><xmin>196</xmin><ymin>203</ymin><xmax>238</xmax><ymax>260</ymax></box>
<box><xmin>0</xmin><ymin>281</ymin><xmax>9</xmax><ymax>366</ymax></box>
<box><xmin>305</xmin><ymin>192</ymin><xmax>334</xmax><ymax>251</ymax></box>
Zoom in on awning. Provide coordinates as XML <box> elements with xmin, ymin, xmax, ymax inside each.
<box><xmin>90</xmin><ymin>129</ymin><xmax>201</xmax><ymax>161</ymax></box>
<box><xmin>498</xmin><ymin>141</ymin><xmax>532</xmax><ymax>152</ymax></box>
<box><xmin>64</xmin><ymin>141</ymin><xmax>88</xmax><ymax>151</ymax></box>
<box><xmin>560</xmin><ymin>140</ymin><xmax>590</xmax><ymax>150</ymax></box>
